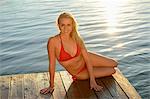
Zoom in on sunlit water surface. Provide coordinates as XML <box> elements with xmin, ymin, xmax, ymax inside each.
<box><xmin>0</xmin><ymin>0</ymin><xmax>150</xmax><ymax>98</ymax></box>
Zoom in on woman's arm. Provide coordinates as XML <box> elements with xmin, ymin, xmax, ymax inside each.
<box><xmin>47</xmin><ymin>37</ymin><xmax>56</xmax><ymax>88</ymax></box>
<box><xmin>80</xmin><ymin>43</ymin><xmax>95</xmax><ymax>80</ymax></box>
<box><xmin>80</xmin><ymin>41</ymin><xmax>102</xmax><ymax>91</ymax></box>
<box><xmin>40</xmin><ymin>37</ymin><xmax>56</xmax><ymax>94</ymax></box>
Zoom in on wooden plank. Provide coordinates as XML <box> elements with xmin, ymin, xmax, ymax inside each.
<box><xmin>0</xmin><ymin>69</ymin><xmax>141</xmax><ymax>99</ymax></box>
<box><xmin>113</xmin><ymin>68</ymin><xmax>141</xmax><ymax>99</ymax></box>
<box><xmin>48</xmin><ymin>72</ymin><xmax>67</xmax><ymax>99</ymax></box>
<box><xmin>95</xmin><ymin>78</ymin><xmax>113</xmax><ymax>99</ymax></box>
<box><xmin>102</xmin><ymin>76</ymin><xmax>128</xmax><ymax>99</ymax></box>
<box><xmin>74</xmin><ymin>80</ymin><xmax>97</xmax><ymax>99</ymax></box>
<box><xmin>24</xmin><ymin>72</ymin><xmax>52</xmax><ymax>99</ymax></box>
<box><xmin>66</xmin><ymin>72</ymin><xmax>97</xmax><ymax>99</ymax></box>
<box><xmin>60</xmin><ymin>71</ymin><xmax>83</xmax><ymax>99</ymax></box>
<box><xmin>9</xmin><ymin>74</ymin><xmax>24</xmax><ymax>99</ymax></box>
<box><xmin>38</xmin><ymin>72</ymin><xmax>53</xmax><ymax>99</ymax></box>
<box><xmin>0</xmin><ymin>75</ymin><xmax>11</xmax><ymax>99</ymax></box>
<box><xmin>24</xmin><ymin>73</ymin><xmax>38</xmax><ymax>99</ymax></box>
<box><xmin>35</xmin><ymin>72</ymin><xmax>53</xmax><ymax>99</ymax></box>
<box><xmin>34</xmin><ymin>72</ymin><xmax>44</xmax><ymax>99</ymax></box>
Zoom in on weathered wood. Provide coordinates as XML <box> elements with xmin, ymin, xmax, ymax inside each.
<box><xmin>74</xmin><ymin>80</ymin><xmax>98</xmax><ymax>99</ymax></box>
<box><xmin>102</xmin><ymin>76</ymin><xmax>128</xmax><ymax>99</ymax></box>
<box><xmin>34</xmin><ymin>72</ymin><xmax>47</xmax><ymax>99</ymax></box>
<box><xmin>60</xmin><ymin>71</ymin><xmax>84</xmax><ymax>99</ymax></box>
<box><xmin>9</xmin><ymin>74</ymin><xmax>24</xmax><ymax>99</ymax></box>
<box><xmin>113</xmin><ymin>68</ymin><xmax>141</xmax><ymax>99</ymax></box>
<box><xmin>0</xmin><ymin>75</ymin><xmax>11</xmax><ymax>99</ymax></box>
<box><xmin>0</xmin><ymin>68</ymin><xmax>141</xmax><ymax>99</ymax></box>
<box><xmin>23</xmin><ymin>72</ymin><xmax>52</xmax><ymax>99</ymax></box>
<box><xmin>36</xmin><ymin>72</ymin><xmax>52</xmax><ymax>99</ymax></box>
<box><xmin>51</xmin><ymin>72</ymin><xmax>67</xmax><ymax>99</ymax></box>
<box><xmin>95</xmin><ymin>78</ymin><xmax>113</xmax><ymax>99</ymax></box>
<box><xmin>67</xmin><ymin>72</ymin><xmax>97</xmax><ymax>99</ymax></box>
<box><xmin>24</xmin><ymin>73</ymin><xmax>39</xmax><ymax>99</ymax></box>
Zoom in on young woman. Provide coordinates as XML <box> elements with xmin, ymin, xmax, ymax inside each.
<box><xmin>40</xmin><ymin>12</ymin><xmax>118</xmax><ymax>94</ymax></box>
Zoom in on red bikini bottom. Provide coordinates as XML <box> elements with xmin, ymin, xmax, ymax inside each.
<box><xmin>71</xmin><ymin>66</ymin><xmax>86</xmax><ymax>81</ymax></box>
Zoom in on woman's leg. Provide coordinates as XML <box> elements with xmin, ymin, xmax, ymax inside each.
<box><xmin>77</xmin><ymin>67</ymin><xmax>116</xmax><ymax>80</ymax></box>
<box><xmin>77</xmin><ymin>52</ymin><xmax>118</xmax><ymax>80</ymax></box>
<box><xmin>93</xmin><ymin>67</ymin><xmax>116</xmax><ymax>78</ymax></box>
<box><xmin>88</xmin><ymin>51</ymin><xmax>118</xmax><ymax>78</ymax></box>
<box><xmin>88</xmin><ymin>51</ymin><xmax>118</xmax><ymax>68</ymax></box>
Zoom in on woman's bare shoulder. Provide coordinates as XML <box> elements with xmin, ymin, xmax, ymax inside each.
<box><xmin>48</xmin><ymin>34</ymin><xmax>59</xmax><ymax>40</ymax></box>
<box><xmin>47</xmin><ymin>34</ymin><xmax>60</xmax><ymax>44</ymax></box>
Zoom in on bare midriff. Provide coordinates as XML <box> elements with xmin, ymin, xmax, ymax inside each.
<box><xmin>59</xmin><ymin>54</ymin><xmax>86</xmax><ymax>76</ymax></box>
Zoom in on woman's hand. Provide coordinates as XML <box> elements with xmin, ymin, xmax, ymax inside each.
<box><xmin>40</xmin><ymin>86</ymin><xmax>54</xmax><ymax>94</ymax></box>
<box><xmin>90</xmin><ymin>79</ymin><xmax>103</xmax><ymax>91</ymax></box>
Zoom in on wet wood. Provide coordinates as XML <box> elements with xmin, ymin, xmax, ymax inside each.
<box><xmin>102</xmin><ymin>76</ymin><xmax>128</xmax><ymax>99</ymax></box>
<box><xmin>113</xmin><ymin>68</ymin><xmax>141</xmax><ymax>99</ymax></box>
<box><xmin>0</xmin><ymin>69</ymin><xmax>141</xmax><ymax>99</ymax></box>
<box><xmin>95</xmin><ymin>78</ymin><xmax>113</xmax><ymax>99</ymax></box>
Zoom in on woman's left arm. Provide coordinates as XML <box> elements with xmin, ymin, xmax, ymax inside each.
<box><xmin>81</xmin><ymin>43</ymin><xmax>102</xmax><ymax>91</ymax></box>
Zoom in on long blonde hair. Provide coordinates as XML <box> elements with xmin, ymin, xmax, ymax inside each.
<box><xmin>57</xmin><ymin>12</ymin><xmax>84</xmax><ymax>47</ymax></box>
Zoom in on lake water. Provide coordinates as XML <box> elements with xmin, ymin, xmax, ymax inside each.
<box><xmin>0</xmin><ymin>0</ymin><xmax>150</xmax><ymax>98</ymax></box>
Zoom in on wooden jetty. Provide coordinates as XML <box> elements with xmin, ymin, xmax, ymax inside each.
<box><xmin>0</xmin><ymin>68</ymin><xmax>141</xmax><ymax>99</ymax></box>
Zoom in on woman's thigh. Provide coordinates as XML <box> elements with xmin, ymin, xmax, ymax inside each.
<box><xmin>88</xmin><ymin>51</ymin><xmax>118</xmax><ymax>68</ymax></box>
<box><xmin>77</xmin><ymin>67</ymin><xmax>116</xmax><ymax>80</ymax></box>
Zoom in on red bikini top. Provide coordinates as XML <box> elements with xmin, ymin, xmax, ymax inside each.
<box><xmin>58</xmin><ymin>35</ymin><xmax>81</xmax><ymax>62</ymax></box>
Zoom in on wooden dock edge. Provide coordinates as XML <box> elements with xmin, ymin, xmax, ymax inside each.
<box><xmin>113</xmin><ymin>68</ymin><xmax>141</xmax><ymax>99</ymax></box>
<box><xmin>0</xmin><ymin>68</ymin><xmax>141</xmax><ymax>99</ymax></box>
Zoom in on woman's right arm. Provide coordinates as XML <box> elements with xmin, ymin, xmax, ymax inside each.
<box><xmin>40</xmin><ymin>37</ymin><xmax>56</xmax><ymax>94</ymax></box>
<box><xmin>47</xmin><ymin>37</ymin><xmax>56</xmax><ymax>89</ymax></box>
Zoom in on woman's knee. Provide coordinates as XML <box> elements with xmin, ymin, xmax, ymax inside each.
<box><xmin>112</xmin><ymin>68</ymin><xmax>116</xmax><ymax>74</ymax></box>
<box><xmin>110</xmin><ymin>59</ymin><xmax>118</xmax><ymax>67</ymax></box>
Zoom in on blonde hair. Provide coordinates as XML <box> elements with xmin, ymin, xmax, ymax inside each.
<box><xmin>57</xmin><ymin>12</ymin><xmax>84</xmax><ymax>47</ymax></box>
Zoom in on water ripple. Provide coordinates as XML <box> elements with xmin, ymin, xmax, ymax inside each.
<box><xmin>0</xmin><ymin>0</ymin><xmax>150</xmax><ymax>98</ymax></box>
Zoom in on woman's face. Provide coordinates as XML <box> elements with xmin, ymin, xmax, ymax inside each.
<box><xmin>58</xmin><ymin>18</ymin><xmax>73</xmax><ymax>35</ymax></box>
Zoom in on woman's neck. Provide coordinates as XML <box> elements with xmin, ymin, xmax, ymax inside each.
<box><xmin>60</xmin><ymin>33</ymin><xmax>72</xmax><ymax>41</ymax></box>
